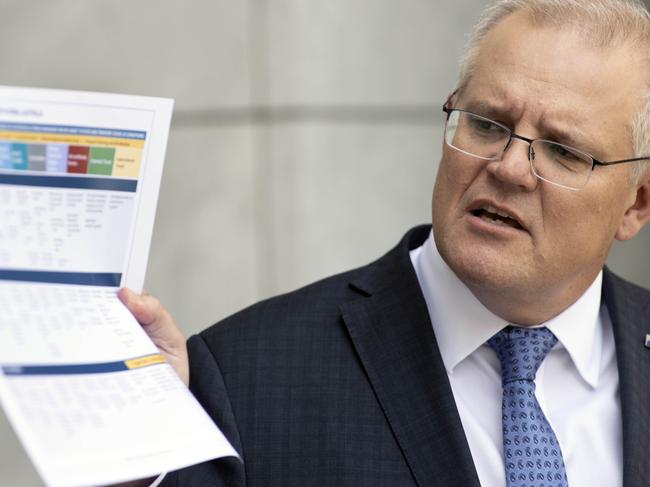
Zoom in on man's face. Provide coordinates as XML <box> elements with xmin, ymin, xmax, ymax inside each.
<box><xmin>431</xmin><ymin>12</ymin><xmax>648</xmax><ymax>324</ymax></box>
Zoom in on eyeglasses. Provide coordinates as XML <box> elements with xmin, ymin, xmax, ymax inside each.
<box><xmin>442</xmin><ymin>104</ymin><xmax>650</xmax><ymax>190</ymax></box>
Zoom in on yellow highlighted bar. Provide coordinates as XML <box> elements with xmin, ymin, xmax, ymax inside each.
<box><xmin>0</xmin><ymin>130</ymin><xmax>145</xmax><ymax>149</ymax></box>
<box><xmin>124</xmin><ymin>354</ymin><xmax>167</xmax><ymax>369</ymax></box>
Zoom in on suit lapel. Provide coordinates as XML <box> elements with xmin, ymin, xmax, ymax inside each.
<box><xmin>340</xmin><ymin>227</ymin><xmax>480</xmax><ymax>487</ymax></box>
<box><xmin>603</xmin><ymin>269</ymin><xmax>650</xmax><ymax>487</ymax></box>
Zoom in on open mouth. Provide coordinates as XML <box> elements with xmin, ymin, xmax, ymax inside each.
<box><xmin>471</xmin><ymin>205</ymin><xmax>523</xmax><ymax>230</ymax></box>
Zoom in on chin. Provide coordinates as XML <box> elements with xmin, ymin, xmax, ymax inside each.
<box><xmin>442</xmin><ymin>243</ymin><xmax>529</xmax><ymax>291</ymax></box>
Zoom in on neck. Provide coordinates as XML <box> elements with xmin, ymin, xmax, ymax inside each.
<box><xmin>465</xmin><ymin>274</ymin><xmax>600</xmax><ymax>325</ymax></box>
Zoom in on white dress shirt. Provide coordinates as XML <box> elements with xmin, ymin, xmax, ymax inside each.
<box><xmin>410</xmin><ymin>231</ymin><xmax>622</xmax><ymax>487</ymax></box>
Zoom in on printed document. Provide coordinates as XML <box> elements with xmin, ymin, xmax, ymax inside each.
<box><xmin>0</xmin><ymin>86</ymin><xmax>237</xmax><ymax>487</ymax></box>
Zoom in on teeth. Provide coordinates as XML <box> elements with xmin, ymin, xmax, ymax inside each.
<box><xmin>481</xmin><ymin>214</ymin><xmax>505</xmax><ymax>225</ymax></box>
<box><xmin>483</xmin><ymin>205</ymin><xmax>513</xmax><ymax>220</ymax></box>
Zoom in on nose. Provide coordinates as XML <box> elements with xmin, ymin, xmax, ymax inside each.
<box><xmin>485</xmin><ymin>137</ymin><xmax>539</xmax><ymax>192</ymax></box>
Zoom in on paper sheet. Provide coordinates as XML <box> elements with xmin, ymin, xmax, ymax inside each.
<box><xmin>0</xmin><ymin>86</ymin><xmax>237</xmax><ymax>487</ymax></box>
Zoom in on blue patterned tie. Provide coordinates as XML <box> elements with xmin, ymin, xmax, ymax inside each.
<box><xmin>488</xmin><ymin>326</ymin><xmax>569</xmax><ymax>487</ymax></box>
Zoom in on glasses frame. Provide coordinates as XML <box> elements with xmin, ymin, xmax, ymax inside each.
<box><xmin>442</xmin><ymin>101</ymin><xmax>650</xmax><ymax>190</ymax></box>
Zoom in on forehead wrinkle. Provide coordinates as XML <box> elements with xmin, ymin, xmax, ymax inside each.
<box><xmin>459</xmin><ymin>77</ymin><xmax>601</xmax><ymax>154</ymax></box>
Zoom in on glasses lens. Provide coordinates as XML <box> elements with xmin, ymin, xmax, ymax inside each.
<box><xmin>445</xmin><ymin>111</ymin><xmax>510</xmax><ymax>160</ymax></box>
<box><xmin>531</xmin><ymin>140</ymin><xmax>593</xmax><ymax>190</ymax></box>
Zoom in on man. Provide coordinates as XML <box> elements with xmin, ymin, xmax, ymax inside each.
<box><xmin>122</xmin><ymin>0</ymin><xmax>650</xmax><ymax>485</ymax></box>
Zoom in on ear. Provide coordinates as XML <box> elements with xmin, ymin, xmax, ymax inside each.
<box><xmin>615</xmin><ymin>177</ymin><xmax>650</xmax><ymax>241</ymax></box>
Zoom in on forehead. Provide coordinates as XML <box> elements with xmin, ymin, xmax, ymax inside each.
<box><xmin>462</xmin><ymin>11</ymin><xmax>645</xmax><ymax>153</ymax></box>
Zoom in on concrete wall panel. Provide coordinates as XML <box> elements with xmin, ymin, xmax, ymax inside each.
<box><xmin>146</xmin><ymin>125</ymin><xmax>258</xmax><ymax>336</ymax></box>
<box><xmin>0</xmin><ymin>0</ymin><xmax>252</xmax><ymax>109</ymax></box>
<box><xmin>265</xmin><ymin>0</ymin><xmax>489</xmax><ymax>106</ymax></box>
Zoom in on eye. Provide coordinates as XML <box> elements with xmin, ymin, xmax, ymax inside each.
<box><xmin>466</xmin><ymin>114</ymin><xmax>508</xmax><ymax>139</ymax></box>
<box><xmin>538</xmin><ymin>141</ymin><xmax>592</xmax><ymax>173</ymax></box>
<box><xmin>549</xmin><ymin>143</ymin><xmax>580</xmax><ymax>160</ymax></box>
<box><xmin>471</xmin><ymin>117</ymin><xmax>502</xmax><ymax>133</ymax></box>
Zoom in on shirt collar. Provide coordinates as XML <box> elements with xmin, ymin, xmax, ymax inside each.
<box><xmin>410</xmin><ymin>230</ymin><xmax>603</xmax><ymax>388</ymax></box>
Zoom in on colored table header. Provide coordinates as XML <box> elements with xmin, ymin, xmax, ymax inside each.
<box><xmin>0</xmin><ymin>122</ymin><xmax>146</xmax><ymax>140</ymax></box>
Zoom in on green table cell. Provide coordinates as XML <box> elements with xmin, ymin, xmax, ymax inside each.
<box><xmin>88</xmin><ymin>147</ymin><xmax>116</xmax><ymax>175</ymax></box>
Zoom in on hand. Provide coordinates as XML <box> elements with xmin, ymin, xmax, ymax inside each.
<box><xmin>118</xmin><ymin>288</ymin><xmax>189</xmax><ymax>386</ymax></box>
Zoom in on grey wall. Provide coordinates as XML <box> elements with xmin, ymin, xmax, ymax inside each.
<box><xmin>1</xmin><ymin>1</ymin><xmax>649</xmax><ymax>485</ymax></box>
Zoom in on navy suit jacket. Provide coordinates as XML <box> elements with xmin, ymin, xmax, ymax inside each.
<box><xmin>161</xmin><ymin>225</ymin><xmax>650</xmax><ymax>486</ymax></box>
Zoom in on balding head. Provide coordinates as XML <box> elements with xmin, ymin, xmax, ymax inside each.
<box><xmin>457</xmin><ymin>0</ymin><xmax>650</xmax><ymax>180</ymax></box>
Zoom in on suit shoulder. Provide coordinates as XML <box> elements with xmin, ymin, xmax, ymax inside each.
<box><xmin>603</xmin><ymin>267</ymin><xmax>650</xmax><ymax>310</ymax></box>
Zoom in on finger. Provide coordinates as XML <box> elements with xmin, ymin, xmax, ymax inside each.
<box><xmin>118</xmin><ymin>287</ymin><xmax>184</xmax><ymax>344</ymax></box>
<box><xmin>118</xmin><ymin>288</ymin><xmax>161</xmax><ymax>326</ymax></box>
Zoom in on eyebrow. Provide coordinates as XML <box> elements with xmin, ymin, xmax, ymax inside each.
<box><xmin>461</xmin><ymin>99</ymin><xmax>510</xmax><ymax>118</ymax></box>
<box><xmin>538</xmin><ymin>122</ymin><xmax>593</xmax><ymax>154</ymax></box>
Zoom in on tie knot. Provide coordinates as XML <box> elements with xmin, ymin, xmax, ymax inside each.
<box><xmin>488</xmin><ymin>326</ymin><xmax>558</xmax><ymax>383</ymax></box>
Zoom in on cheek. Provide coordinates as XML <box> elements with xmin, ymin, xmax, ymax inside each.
<box><xmin>433</xmin><ymin>157</ymin><xmax>486</xmax><ymax>240</ymax></box>
<box><xmin>435</xmin><ymin>152</ymin><xmax>483</xmax><ymax>198</ymax></box>
<box><xmin>587</xmin><ymin>178</ymin><xmax>635</xmax><ymax>238</ymax></box>
<box><xmin>433</xmin><ymin>158</ymin><xmax>463</xmax><ymax>219</ymax></box>
<box><xmin>540</xmin><ymin>191</ymin><xmax>621</xmax><ymax>262</ymax></box>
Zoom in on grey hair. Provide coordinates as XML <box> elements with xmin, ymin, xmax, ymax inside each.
<box><xmin>457</xmin><ymin>0</ymin><xmax>650</xmax><ymax>182</ymax></box>
<box><xmin>633</xmin><ymin>95</ymin><xmax>650</xmax><ymax>180</ymax></box>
